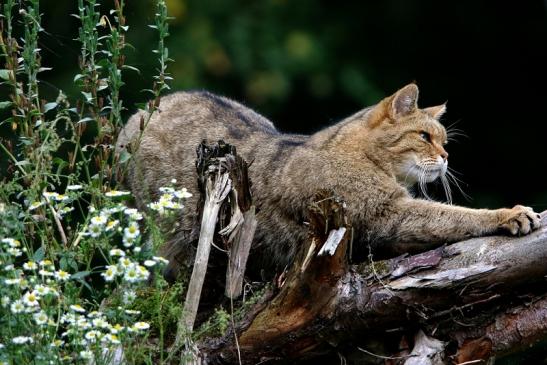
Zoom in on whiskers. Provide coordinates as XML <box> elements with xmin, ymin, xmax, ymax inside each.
<box><xmin>417</xmin><ymin>164</ymin><xmax>434</xmax><ymax>202</ymax></box>
<box><xmin>445</xmin><ymin>121</ymin><xmax>468</xmax><ymax>143</ymax></box>
<box><xmin>416</xmin><ymin>164</ymin><xmax>470</xmax><ymax>205</ymax></box>
<box><xmin>440</xmin><ymin>174</ymin><xmax>452</xmax><ymax>205</ymax></box>
<box><xmin>445</xmin><ymin>167</ymin><xmax>471</xmax><ymax>201</ymax></box>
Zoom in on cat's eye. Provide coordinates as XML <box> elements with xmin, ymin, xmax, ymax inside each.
<box><xmin>419</xmin><ymin>131</ymin><xmax>431</xmax><ymax>143</ymax></box>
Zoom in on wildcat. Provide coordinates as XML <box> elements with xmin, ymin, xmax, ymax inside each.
<box><xmin>116</xmin><ymin>84</ymin><xmax>541</xmax><ymax>280</ymax></box>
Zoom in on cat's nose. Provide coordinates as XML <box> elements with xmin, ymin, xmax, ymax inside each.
<box><xmin>440</xmin><ymin>150</ymin><xmax>448</xmax><ymax>161</ymax></box>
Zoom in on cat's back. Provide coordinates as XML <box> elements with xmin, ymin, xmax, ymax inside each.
<box><xmin>118</xmin><ymin>91</ymin><xmax>279</xmax><ymax>150</ymax></box>
<box><xmin>117</xmin><ymin>91</ymin><xmax>287</xmax><ymax>213</ymax></box>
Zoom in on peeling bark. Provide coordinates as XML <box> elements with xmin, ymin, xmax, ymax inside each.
<box><xmin>197</xmin><ymin>207</ymin><xmax>547</xmax><ymax>364</ymax></box>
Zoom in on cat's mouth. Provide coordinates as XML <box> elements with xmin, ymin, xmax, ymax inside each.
<box><xmin>422</xmin><ymin>164</ymin><xmax>447</xmax><ymax>181</ymax></box>
<box><xmin>400</xmin><ymin>162</ymin><xmax>447</xmax><ymax>185</ymax></box>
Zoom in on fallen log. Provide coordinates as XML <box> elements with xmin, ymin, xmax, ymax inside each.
<box><xmin>198</xmin><ymin>195</ymin><xmax>547</xmax><ymax>365</ymax></box>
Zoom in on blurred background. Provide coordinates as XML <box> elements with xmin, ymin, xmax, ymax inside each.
<box><xmin>9</xmin><ymin>0</ymin><xmax>547</xmax><ymax>210</ymax></box>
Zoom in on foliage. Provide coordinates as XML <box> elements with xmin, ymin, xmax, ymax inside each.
<box><xmin>0</xmin><ymin>0</ymin><xmax>196</xmax><ymax>363</ymax></box>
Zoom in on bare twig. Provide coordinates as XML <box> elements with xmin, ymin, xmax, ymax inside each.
<box><xmin>357</xmin><ymin>347</ymin><xmax>415</xmax><ymax>360</ymax></box>
<box><xmin>43</xmin><ymin>193</ymin><xmax>68</xmax><ymax>247</ymax></box>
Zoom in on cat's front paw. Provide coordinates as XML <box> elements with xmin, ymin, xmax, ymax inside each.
<box><xmin>498</xmin><ymin>205</ymin><xmax>541</xmax><ymax>236</ymax></box>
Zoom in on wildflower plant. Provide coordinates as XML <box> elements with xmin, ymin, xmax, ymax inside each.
<box><xmin>0</xmin><ymin>0</ymin><xmax>189</xmax><ymax>363</ymax></box>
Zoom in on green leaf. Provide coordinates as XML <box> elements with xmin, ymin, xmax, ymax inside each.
<box><xmin>81</xmin><ymin>92</ymin><xmax>93</xmax><ymax>102</ymax></box>
<box><xmin>118</xmin><ymin>150</ymin><xmax>132</xmax><ymax>164</ymax></box>
<box><xmin>78</xmin><ymin>117</ymin><xmax>94</xmax><ymax>124</ymax></box>
<box><xmin>71</xmin><ymin>271</ymin><xmax>90</xmax><ymax>280</ymax></box>
<box><xmin>0</xmin><ymin>101</ymin><xmax>13</xmax><ymax>110</ymax></box>
<box><xmin>122</xmin><ymin>65</ymin><xmax>140</xmax><ymax>74</ymax></box>
<box><xmin>33</xmin><ymin>246</ymin><xmax>45</xmax><ymax>262</ymax></box>
<box><xmin>52</xmin><ymin>157</ymin><xmax>68</xmax><ymax>175</ymax></box>
<box><xmin>43</xmin><ymin>102</ymin><xmax>58</xmax><ymax>113</ymax></box>
<box><xmin>0</xmin><ymin>69</ymin><xmax>11</xmax><ymax>80</ymax></box>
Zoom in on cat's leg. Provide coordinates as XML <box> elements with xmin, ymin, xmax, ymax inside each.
<box><xmin>377</xmin><ymin>198</ymin><xmax>541</xmax><ymax>243</ymax></box>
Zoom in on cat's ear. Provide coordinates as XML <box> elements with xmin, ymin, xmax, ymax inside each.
<box><xmin>424</xmin><ymin>103</ymin><xmax>447</xmax><ymax>120</ymax></box>
<box><xmin>389</xmin><ymin>83</ymin><xmax>419</xmax><ymax>118</ymax></box>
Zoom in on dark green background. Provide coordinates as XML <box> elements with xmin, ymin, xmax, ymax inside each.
<box><xmin>5</xmin><ymin>0</ymin><xmax>547</xmax><ymax>211</ymax></box>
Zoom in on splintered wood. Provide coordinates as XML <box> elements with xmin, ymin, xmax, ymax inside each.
<box><xmin>177</xmin><ymin>140</ymin><xmax>256</xmax><ymax>344</ymax></box>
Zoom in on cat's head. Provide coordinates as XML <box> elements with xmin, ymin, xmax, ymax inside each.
<box><xmin>365</xmin><ymin>84</ymin><xmax>450</xmax><ymax>192</ymax></box>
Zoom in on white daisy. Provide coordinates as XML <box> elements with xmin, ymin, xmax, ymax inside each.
<box><xmin>174</xmin><ymin>188</ymin><xmax>193</xmax><ymax>199</ymax></box>
<box><xmin>66</xmin><ymin>184</ymin><xmax>83</xmax><ymax>190</ymax></box>
<box><xmin>137</xmin><ymin>265</ymin><xmax>150</xmax><ymax>280</ymax></box>
<box><xmin>87</xmin><ymin>223</ymin><xmax>103</xmax><ymax>238</ymax></box>
<box><xmin>7</xmin><ymin>247</ymin><xmax>22</xmax><ymax>257</ymax></box>
<box><xmin>107</xmin><ymin>204</ymin><xmax>125</xmax><ymax>214</ymax></box>
<box><xmin>55</xmin><ymin>270</ymin><xmax>70</xmax><ymax>281</ymax></box>
<box><xmin>124</xmin><ymin>266</ymin><xmax>140</xmax><ymax>283</ymax></box>
<box><xmin>92</xmin><ymin>317</ymin><xmax>109</xmax><ymax>329</ymax></box>
<box><xmin>105</xmin><ymin>190</ymin><xmax>130</xmax><ymax>197</ymax></box>
<box><xmin>122</xmin><ymin>290</ymin><xmax>136</xmax><ymax>304</ymax></box>
<box><xmin>87</xmin><ymin>311</ymin><xmax>101</xmax><ymax>318</ymax></box>
<box><xmin>1</xmin><ymin>238</ymin><xmax>20</xmax><ymax>247</ymax></box>
<box><xmin>5</xmin><ymin>278</ymin><xmax>22</xmax><ymax>285</ymax></box>
<box><xmin>144</xmin><ymin>260</ymin><xmax>156</xmax><ymax>267</ymax></box>
<box><xmin>109</xmin><ymin>248</ymin><xmax>125</xmax><ymax>257</ymax></box>
<box><xmin>159</xmin><ymin>187</ymin><xmax>175</xmax><ymax>194</ymax></box>
<box><xmin>123</xmin><ymin>222</ymin><xmax>140</xmax><ymax>239</ymax></box>
<box><xmin>118</xmin><ymin>257</ymin><xmax>133</xmax><ymax>269</ymax></box>
<box><xmin>10</xmin><ymin>300</ymin><xmax>25</xmax><ymax>314</ymax></box>
<box><xmin>101</xmin><ymin>265</ymin><xmax>118</xmax><ymax>282</ymax></box>
<box><xmin>52</xmin><ymin>194</ymin><xmax>70</xmax><ymax>202</ymax></box>
<box><xmin>110</xmin><ymin>323</ymin><xmax>124</xmax><ymax>334</ymax></box>
<box><xmin>34</xmin><ymin>285</ymin><xmax>51</xmax><ymax>296</ymax></box>
<box><xmin>90</xmin><ymin>215</ymin><xmax>107</xmax><ymax>226</ymax></box>
<box><xmin>1</xmin><ymin>296</ymin><xmax>10</xmax><ymax>307</ymax></box>
<box><xmin>50</xmin><ymin>339</ymin><xmax>64</xmax><ymax>347</ymax></box>
<box><xmin>153</xmin><ymin>256</ymin><xmax>169</xmax><ymax>265</ymax></box>
<box><xmin>70</xmin><ymin>304</ymin><xmax>86</xmax><ymax>313</ymax></box>
<box><xmin>12</xmin><ymin>336</ymin><xmax>33</xmax><ymax>345</ymax></box>
<box><xmin>42</xmin><ymin>191</ymin><xmax>59</xmax><ymax>200</ymax></box>
<box><xmin>102</xmin><ymin>333</ymin><xmax>120</xmax><ymax>344</ymax></box>
<box><xmin>33</xmin><ymin>311</ymin><xmax>49</xmax><ymax>325</ymax></box>
<box><xmin>28</xmin><ymin>201</ymin><xmax>44</xmax><ymax>211</ymax></box>
<box><xmin>122</xmin><ymin>234</ymin><xmax>136</xmax><ymax>248</ymax></box>
<box><xmin>105</xmin><ymin>219</ymin><xmax>120</xmax><ymax>231</ymax></box>
<box><xmin>80</xmin><ymin>350</ymin><xmax>93</xmax><ymax>360</ymax></box>
<box><xmin>23</xmin><ymin>261</ymin><xmax>38</xmax><ymax>270</ymax></box>
<box><xmin>39</xmin><ymin>259</ymin><xmax>54</xmax><ymax>268</ymax></box>
<box><xmin>38</xmin><ymin>269</ymin><xmax>54</xmax><ymax>277</ymax></box>
<box><xmin>124</xmin><ymin>208</ymin><xmax>143</xmax><ymax>221</ymax></box>
<box><xmin>84</xmin><ymin>330</ymin><xmax>101</xmax><ymax>343</ymax></box>
<box><xmin>23</xmin><ymin>291</ymin><xmax>40</xmax><ymax>307</ymax></box>
<box><xmin>132</xmin><ymin>321</ymin><xmax>150</xmax><ymax>331</ymax></box>
<box><xmin>58</xmin><ymin>206</ymin><xmax>75</xmax><ymax>217</ymax></box>
<box><xmin>76</xmin><ymin>316</ymin><xmax>91</xmax><ymax>330</ymax></box>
